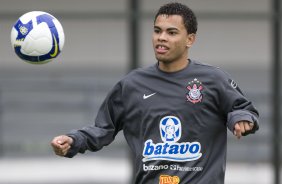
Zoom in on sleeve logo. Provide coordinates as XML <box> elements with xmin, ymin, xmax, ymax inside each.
<box><xmin>229</xmin><ymin>79</ymin><xmax>238</xmax><ymax>89</ymax></box>
<box><xmin>142</xmin><ymin>116</ymin><xmax>202</xmax><ymax>162</ymax></box>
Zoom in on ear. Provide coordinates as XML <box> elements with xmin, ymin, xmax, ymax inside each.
<box><xmin>186</xmin><ymin>33</ymin><xmax>196</xmax><ymax>48</ymax></box>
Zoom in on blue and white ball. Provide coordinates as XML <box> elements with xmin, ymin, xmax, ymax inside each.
<box><xmin>11</xmin><ymin>11</ymin><xmax>65</xmax><ymax>64</ymax></box>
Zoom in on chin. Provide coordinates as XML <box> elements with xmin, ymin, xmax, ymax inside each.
<box><xmin>155</xmin><ymin>55</ymin><xmax>171</xmax><ymax>63</ymax></box>
<box><xmin>157</xmin><ymin>58</ymin><xmax>173</xmax><ymax>64</ymax></box>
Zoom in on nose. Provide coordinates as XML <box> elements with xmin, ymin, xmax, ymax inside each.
<box><xmin>158</xmin><ymin>32</ymin><xmax>167</xmax><ymax>42</ymax></box>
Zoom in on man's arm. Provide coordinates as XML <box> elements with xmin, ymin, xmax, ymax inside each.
<box><xmin>50</xmin><ymin>81</ymin><xmax>125</xmax><ymax>158</ymax></box>
<box><xmin>216</xmin><ymin>70</ymin><xmax>259</xmax><ymax>138</ymax></box>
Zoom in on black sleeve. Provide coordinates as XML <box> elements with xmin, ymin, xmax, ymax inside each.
<box><xmin>218</xmin><ymin>71</ymin><xmax>259</xmax><ymax>136</ymax></box>
<box><xmin>65</xmin><ymin>81</ymin><xmax>125</xmax><ymax>158</ymax></box>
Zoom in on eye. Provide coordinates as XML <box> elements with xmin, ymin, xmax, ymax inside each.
<box><xmin>168</xmin><ymin>31</ymin><xmax>177</xmax><ymax>35</ymax></box>
<box><xmin>154</xmin><ymin>29</ymin><xmax>161</xmax><ymax>34</ymax></box>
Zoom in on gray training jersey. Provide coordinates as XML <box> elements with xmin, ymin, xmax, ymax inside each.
<box><xmin>66</xmin><ymin>59</ymin><xmax>259</xmax><ymax>184</ymax></box>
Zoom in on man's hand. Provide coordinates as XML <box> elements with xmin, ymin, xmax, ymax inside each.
<box><xmin>51</xmin><ymin>135</ymin><xmax>73</xmax><ymax>156</ymax></box>
<box><xmin>233</xmin><ymin>121</ymin><xmax>254</xmax><ymax>139</ymax></box>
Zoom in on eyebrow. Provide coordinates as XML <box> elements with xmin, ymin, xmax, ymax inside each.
<box><xmin>154</xmin><ymin>26</ymin><xmax>179</xmax><ymax>31</ymax></box>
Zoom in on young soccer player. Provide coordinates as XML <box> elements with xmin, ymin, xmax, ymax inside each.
<box><xmin>51</xmin><ymin>2</ymin><xmax>259</xmax><ymax>183</ymax></box>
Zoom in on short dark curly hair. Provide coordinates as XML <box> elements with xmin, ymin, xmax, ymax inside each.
<box><xmin>154</xmin><ymin>2</ymin><xmax>198</xmax><ymax>34</ymax></box>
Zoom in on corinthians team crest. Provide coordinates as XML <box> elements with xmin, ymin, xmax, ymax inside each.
<box><xmin>186</xmin><ymin>78</ymin><xmax>203</xmax><ymax>104</ymax></box>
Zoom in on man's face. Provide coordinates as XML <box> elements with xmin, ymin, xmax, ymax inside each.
<box><xmin>152</xmin><ymin>14</ymin><xmax>192</xmax><ymax>64</ymax></box>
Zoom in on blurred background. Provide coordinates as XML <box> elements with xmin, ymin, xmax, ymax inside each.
<box><xmin>0</xmin><ymin>0</ymin><xmax>280</xmax><ymax>183</ymax></box>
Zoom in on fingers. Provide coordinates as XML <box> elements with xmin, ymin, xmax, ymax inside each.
<box><xmin>233</xmin><ymin>121</ymin><xmax>254</xmax><ymax>139</ymax></box>
<box><xmin>248</xmin><ymin>122</ymin><xmax>254</xmax><ymax>130</ymax></box>
<box><xmin>51</xmin><ymin>135</ymin><xmax>73</xmax><ymax>156</ymax></box>
<box><xmin>233</xmin><ymin>123</ymin><xmax>242</xmax><ymax>139</ymax></box>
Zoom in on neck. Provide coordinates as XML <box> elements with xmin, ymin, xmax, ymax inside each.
<box><xmin>158</xmin><ymin>59</ymin><xmax>189</xmax><ymax>73</ymax></box>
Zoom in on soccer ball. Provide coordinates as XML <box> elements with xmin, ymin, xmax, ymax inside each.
<box><xmin>11</xmin><ymin>11</ymin><xmax>65</xmax><ymax>64</ymax></box>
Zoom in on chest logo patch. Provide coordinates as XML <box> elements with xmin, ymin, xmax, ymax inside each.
<box><xmin>142</xmin><ymin>116</ymin><xmax>202</xmax><ymax>162</ymax></box>
<box><xmin>160</xmin><ymin>116</ymin><xmax>181</xmax><ymax>143</ymax></box>
<box><xmin>186</xmin><ymin>78</ymin><xmax>203</xmax><ymax>104</ymax></box>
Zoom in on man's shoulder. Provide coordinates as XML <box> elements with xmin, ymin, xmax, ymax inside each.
<box><xmin>191</xmin><ymin>59</ymin><xmax>230</xmax><ymax>78</ymax></box>
<box><xmin>191</xmin><ymin>59</ymin><xmax>220</xmax><ymax>70</ymax></box>
<box><xmin>119</xmin><ymin>64</ymin><xmax>156</xmax><ymax>86</ymax></box>
<box><xmin>124</xmin><ymin>65</ymin><xmax>155</xmax><ymax>79</ymax></box>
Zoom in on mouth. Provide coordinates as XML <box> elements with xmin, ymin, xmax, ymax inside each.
<box><xmin>155</xmin><ymin>44</ymin><xmax>169</xmax><ymax>54</ymax></box>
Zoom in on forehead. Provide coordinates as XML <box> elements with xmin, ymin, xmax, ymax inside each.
<box><xmin>154</xmin><ymin>14</ymin><xmax>185</xmax><ymax>30</ymax></box>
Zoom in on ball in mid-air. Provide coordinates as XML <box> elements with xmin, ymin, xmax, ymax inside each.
<box><xmin>11</xmin><ymin>11</ymin><xmax>65</xmax><ymax>64</ymax></box>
